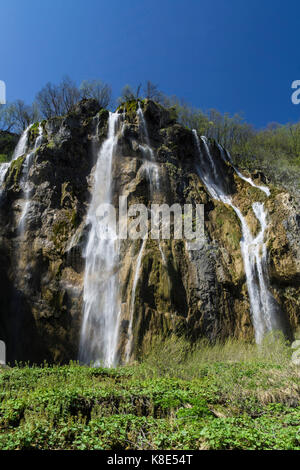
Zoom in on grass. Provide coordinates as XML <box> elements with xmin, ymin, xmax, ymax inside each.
<box><xmin>0</xmin><ymin>334</ymin><xmax>299</xmax><ymax>450</ymax></box>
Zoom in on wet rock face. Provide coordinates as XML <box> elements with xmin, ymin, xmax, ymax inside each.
<box><xmin>0</xmin><ymin>99</ymin><xmax>299</xmax><ymax>364</ymax></box>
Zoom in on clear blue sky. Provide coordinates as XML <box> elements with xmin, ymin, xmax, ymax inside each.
<box><xmin>1</xmin><ymin>0</ymin><xmax>300</xmax><ymax>128</ymax></box>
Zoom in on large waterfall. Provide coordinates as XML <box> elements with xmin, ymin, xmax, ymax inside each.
<box><xmin>193</xmin><ymin>130</ymin><xmax>280</xmax><ymax>343</ymax></box>
<box><xmin>79</xmin><ymin>112</ymin><xmax>122</xmax><ymax>367</ymax></box>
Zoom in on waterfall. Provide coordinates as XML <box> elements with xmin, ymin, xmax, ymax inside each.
<box><xmin>19</xmin><ymin>125</ymin><xmax>43</xmax><ymax>233</ymax></box>
<box><xmin>201</xmin><ymin>135</ymin><xmax>218</xmax><ymax>180</ymax></box>
<box><xmin>123</xmin><ymin>103</ymin><xmax>165</xmax><ymax>363</ymax></box>
<box><xmin>0</xmin><ymin>163</ymin><xmax>9</xmax><ymax>190</ymax></box>
<box><xmin>12</xmin><ymin>125</ymin><xmax>31</xmax><ymax>160</ymax></box>
<box><xmin>79</xmin><ymin>112</ymin><xmax>122</xmax><ymax>367</ymax></box>
<box><xmin>137</xmin><ymin>103</ymin><xmax>160</xmax><ymax>192</ymax></box>
<box><xmin>125</xmin><ymin>237</ymin><xmax>147</xmax><ymax>362</ymax></box>
<box><xmin>217</xmin><ymin>143</ymin><xmax>270</xmax><ymax>196</ymax></box>
<box><xmin>0</xmin><ymin>125</ymin><xmax>31</xmax><ymax>195</ymax></box>
<box><xmin>193</xmin><ymin>130</ymin><xmax>280</xmax><ymax>343</ymax></box>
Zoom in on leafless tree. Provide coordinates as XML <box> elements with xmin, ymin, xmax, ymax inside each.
<box><xmin>143</xmin><ymin>81</ymin><xmax>163</xmax><ymax>103</ymax></box>
<box><xmin>79</xmin><ymin>80</ymin><xmax>112</xmax><ymax>108</ymax></box>
<box><xmin>36</xmin><ymin>76</ymin><xmax>80</xmax><ymax>118</ymax></box>
<box><xmin>0</xmin><ymin>101</ymin><xmax>40</xmax><ymax>132</ymax></box>
<box><xmin>118</xmin><ymin>84</ymin><xmax>142</xmax><ymax>103</ymax></box>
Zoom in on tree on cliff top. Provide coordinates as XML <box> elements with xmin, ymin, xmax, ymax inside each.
<box><xmin>79</xmin><ymin>80</ymin><xmax>112</xmax><ymax>108</ymax></box>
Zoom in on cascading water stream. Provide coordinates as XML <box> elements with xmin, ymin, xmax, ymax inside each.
<box><xmin>124</xmin><ymin>104</ymin><xmax>166</xmax><ymax>363</ymax></box>
<box><xmin>79</xmin><ymin>112</ymin><xmax>122</xmax><ymax>367</ymax></box>
<box><xmin>0</xmin><ymin>163</ymin><xmax>9</xmax><ymax>191</ymax></box>
<box><xmin>12</xmin><ymin>125</ymin><xmax>31</xmax><ymax>160</ymax></box>
<box><xmin>217</xmin><ymin>143</ymin><xmax>270</xmax><ymax>196</ymax></box>
<box><xmin>137</xmin><ymin>103</ymin><xmax>160</xmax><ymax>192</ymax></box>
<box><xmin>193</xmin><ymin>130</ymin><xmax>280</xmax><ymax>343</ymax></box>
<box><xmin>19</xmin><ymin>124</ymin><xmax>43</xmax><ymax>233</ymax></box>
<box><xmin>0</xmin><ymin>125</ymin><xmax>31</xmax><ymax>196</ymax></box>
<box><xmin>125</xmin><ymin>236</ymin><xmax>147</xmax><ymax>362</ymax></box>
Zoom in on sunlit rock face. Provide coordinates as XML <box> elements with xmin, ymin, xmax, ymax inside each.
<box><xmin>0</xmin><ymin>99</ymin><xmax>298</xmax><ymax>364</ymax></box>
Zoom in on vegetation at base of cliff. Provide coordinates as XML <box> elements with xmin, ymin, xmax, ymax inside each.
<box><xmin>0</xmin><ymin>335</ymin><xmax>299</xmax><ymax>450</ymax></box>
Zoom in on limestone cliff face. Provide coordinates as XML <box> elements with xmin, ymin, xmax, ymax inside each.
<box><xmin>0</xmin><ymin>99</ymin><xmax>299</xmax><ymax>363</ymax></box>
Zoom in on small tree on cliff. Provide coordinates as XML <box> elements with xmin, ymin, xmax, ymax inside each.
<box><xmin>118</xmin><ymin>84</ymin><xmax>142</xmax><ymax>103</ymax></box>
<box><xmin>143</xmin><ymin>81</ymin><xmax>163</xmax><ymax>103</ymax></box>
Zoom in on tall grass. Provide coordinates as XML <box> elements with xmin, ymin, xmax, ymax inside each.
<box><xmin>135</xmin><ymin>333</ymin><xmax>292</xmax><ymax>380</ymax></box>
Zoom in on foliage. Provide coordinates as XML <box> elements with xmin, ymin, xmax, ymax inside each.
<box><xmin>1</xmin><ymin>77</ymin><xmax>300</xmax><ymax>190</ymax></box>
<box><xmin>0</xmin><ymin>101</ymin><xmax>40</xmax><ymax>133</ymax></box>
<box><xmin>0</xmin><ymin>336</ymin><xmax>299</xmax><ymax>450</ymax></box>
<box><xmin>0</xmin><ymin>131</ymin><xmax>19</xmax><ymax>161</ymax></box>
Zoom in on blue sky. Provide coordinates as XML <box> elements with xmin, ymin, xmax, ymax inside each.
<box><xmin>1</xmin><ymin>0</ymin><xmax>300</xmax><ymax>127</ymax></box>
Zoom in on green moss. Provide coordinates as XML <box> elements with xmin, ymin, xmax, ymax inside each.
<box><xmin>165</xmin><ymin>161</ymin><xmax>178</xmax><ymax>178</ymax></box>
<box><xmin>51</xmin><ymin>209</ymin><xmax>79</xmax><ymax>251</ymax></box>
<box><xmin>117</xmin><ymin>100</ymin><xmax>140</xmax><ymax>121</ymax></box>
<box><xmin>213</xmin><ymin>203</ymin><xmax>241</xmax><ymax>251</ymax></box>
<box><xmin>7</xmin><ymin>155</ymin><xmax>25</xmax><ymax>184</ymax></box>
<box><xmin>46</xmin><ymin>140</ymin><xmax>55</xmax><ymax>150</ymax></box>
<box><xmin>0</xmin><ymin>154</ymin><xmax>9</xmax><ymax>163</ymax></box>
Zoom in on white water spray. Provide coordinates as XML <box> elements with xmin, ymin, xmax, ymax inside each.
<box><xmin>193</xmin><ymin>130</ymin><xmax>280</xmax><ymax>342</ymax></box>
<box><xmin>79</xmin><ymin>112</ymin><xmax>122</xmax><ymax>367</ymax></box>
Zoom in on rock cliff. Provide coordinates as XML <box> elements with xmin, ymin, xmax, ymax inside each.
<box><xmin>0</xmin><ymin>99</ymin><xmax>299</xmax><ymax>364</ymax></box>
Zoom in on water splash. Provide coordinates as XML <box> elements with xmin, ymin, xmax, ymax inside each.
<box><xmin>193</xmin><ymin>130</ymin><xmax>280</xmax><ymax>343</ymax></box>
<box><xmin>79</xmin><ymin>112</ymin><xmax>122</xmax><ymax>367</ymax></box>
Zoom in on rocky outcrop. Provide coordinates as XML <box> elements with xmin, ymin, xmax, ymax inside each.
<box><xmin>0</xmin><ymin>99</ymin><xmax>299</xmax><ymax>364</ymax></box>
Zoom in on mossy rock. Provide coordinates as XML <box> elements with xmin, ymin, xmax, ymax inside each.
<box><xmin>6</xmin><ymin>155</ymin><xmax>25</xmax><ymax>186</ymax></box>
<box><xmin>117</xmin><ymin>100</ymin><xmax>141</xmax><ymax>122</ymax></box>
<box><xmin>51</xmin><ymin>209</ymin><xmax>79</xmax><ymax>252</ymax></box>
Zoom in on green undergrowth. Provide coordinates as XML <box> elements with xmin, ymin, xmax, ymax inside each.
<box><xmin>0</xmin><ymin>335</ymin><xmax>299</xmax><ymax>450</ymax></box>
